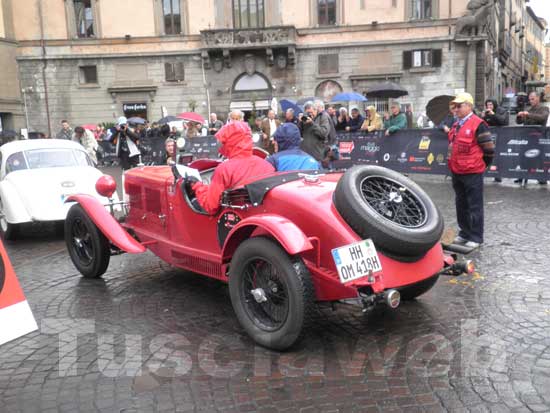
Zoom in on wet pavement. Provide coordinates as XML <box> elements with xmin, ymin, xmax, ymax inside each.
<box><xmin>1</xmin><ymin>173</ymin><xmax>550</xmax><ymax>413</ymax></box>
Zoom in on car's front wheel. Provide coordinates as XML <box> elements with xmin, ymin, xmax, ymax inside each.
<box><xmin>0</xmin><ymin>199</ymin><xmax>19</xmax><ymax>241</ymax></box>
<box><xmin>65</xmin><ymin>204</ymin><xmax>110</xmax><ymax>278</ymax></box>
<box><xmin>229</xmin><ymin>237</ymin><xmax>315</xmax><ymax>351</ymax></box>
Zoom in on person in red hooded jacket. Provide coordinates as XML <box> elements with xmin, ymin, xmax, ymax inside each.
<box><xmin>190</xmin><ymin>121</ymin><xmax>275</xmax><ymax>214</ymax></box>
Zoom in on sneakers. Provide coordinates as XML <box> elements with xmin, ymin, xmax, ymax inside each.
<box><xmin>453</xmin><ymin>235</ymin><xmax>468</xmax><ymax>244</ymax></box>
<box><xmin>464</xmin><ymin>241</ymin><xmax>481</xmax><ymax>249</ymax></box>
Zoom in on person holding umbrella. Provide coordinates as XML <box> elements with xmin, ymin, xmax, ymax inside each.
<box><xmin>383</xmin><ymin>102</ymin><xmax>407</xmax><ymax>136</ymax></box>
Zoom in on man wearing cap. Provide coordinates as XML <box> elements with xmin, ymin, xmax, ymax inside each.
<box><xmin>383</xmin><ymin>102</ymin><xmax>407</xmax><ymax>136</ymax></box>
<box><xmin>112</xmin><ymin>116</ymin><xmax>141</xmax><ymax>170</ymax></box>
<box><xmin>447</xmin><ymin>92</ymin><xmax>495</xmax><ymax>249</ymax></box>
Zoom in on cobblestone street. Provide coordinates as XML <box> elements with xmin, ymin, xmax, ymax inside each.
<box><xmin>1</xmin><ymin>174</ymin><xmax>550</xmax><ymax>413</ymax></box>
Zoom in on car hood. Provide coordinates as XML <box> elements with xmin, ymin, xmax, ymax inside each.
<box><xmin>5</xmin><ymin>166</ymin><xmax>108</xmax><ymax>221</ymax></box>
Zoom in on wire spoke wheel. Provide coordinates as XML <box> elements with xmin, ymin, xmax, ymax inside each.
<box><xmin>71</xmin><ymin>218</ymin><xmax>94</xmax><ymax>266</ymax></box>
<box><xmin>360</xmin><ymin>175</ymin><xmax>428</xmax><ymax>228</ymax></box>
<box><xmin>241</xmin><ymin>257</ymin><xmax>290</xmax><ymax>332</ymax></box>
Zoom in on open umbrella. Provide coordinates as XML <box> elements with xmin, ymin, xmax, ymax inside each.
<box><xmin>331</xmin><ymin>92</ymin><xmax>367</xmax><ymax>102</ymax></box>
<box><xmin>81</xmin><ymin>124</ymin><xmax>97</xmax><ymax>131</ymax></box>
<box><xmin>0</xmin><ymin>130</ymin><xmax>18</xmax><ymax>138</ymax></box>
<box><xmin>365</xmin><ymin>81</ymin><xmax>408</xmax><ymax>99</ymax></box>
<box><xmin>296</xmin><ymin>96</ymin><xmax>317</xmax><ymax>106</ymax></box>
<box><xmin>157</xmin><ymin>115</ymin><xmax>178</xmax><ymax>124</ymax></box>
<box><xmin>426</xmin><ymin>95</ymin><xmax>455</xmax><ymax>125</ymax></box>
<box><xmin>177</xmin><ymin>112</ymin><xmax>205</xmax><ymax>124</ymax></box>
<box><xmin>280</xmin><ymin>99</ymin><xmax>303</xmax><ymax>114</ymax></box>
<box><xmin>127</xmin><ymin>117</ymin><xmax>146</xmax><ymax>125</ymax></box>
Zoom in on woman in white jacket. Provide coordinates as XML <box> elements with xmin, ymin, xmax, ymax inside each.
<box><xmin>72</xmin><ymin>126</ymin><xmax>99</xmax><ymax>165</ymax></box>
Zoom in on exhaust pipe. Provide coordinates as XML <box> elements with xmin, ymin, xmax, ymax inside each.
<box><xmin>384</xmin><ymin>289</ymin><xmax>401</xmax><ymax>309</ymax></box>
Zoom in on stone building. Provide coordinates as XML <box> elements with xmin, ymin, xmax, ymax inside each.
<box><xmin>0</xmin><ymin>0</ymin><xmax>23</xmax><ymax>132</ymax></box>
<box><xmin>523</xmin><ymin>6</ymin><xmax>546</xmax><ymax>89</ymax></box>
<box><xmin>0</xmin><ymin>0</ymin><xmax>547</xmax><ymax>135</ymax></box>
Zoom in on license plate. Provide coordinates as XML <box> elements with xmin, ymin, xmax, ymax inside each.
<box><xmin>331</xmin><ymin>239</ymin><xmax>382</xmax><ymax>284</ymax></box>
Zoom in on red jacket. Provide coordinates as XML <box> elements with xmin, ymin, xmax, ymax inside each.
<box><xmin>193</xmin><ymin>122</ymin><xmax>275</xmax><ymax>214</ymax></box>
<box><xmin>447</xmin><ymin>114</ymin><xmax>487</xmax><ymax>175</ymax></box>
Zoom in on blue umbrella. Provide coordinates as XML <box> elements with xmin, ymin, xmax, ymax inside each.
<box><xmin>331</xmin><ymin>92</ymin><xmax>367</xmax><ymax>102</ymax></box>
<box><xmin>127</xmin><ymin>116</ymin><xmax>146</xmax><ymax>125</ymax></box>
<box><xmin>280</xmin><ymin>99</ymin><xmax>303</xmax><ymax>114</ymax></box>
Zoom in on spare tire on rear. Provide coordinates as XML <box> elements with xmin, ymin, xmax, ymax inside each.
<box><xmin>334</xmin><ymin>166</ymin><xmax>444</xmax><ymax>258</ymax></box>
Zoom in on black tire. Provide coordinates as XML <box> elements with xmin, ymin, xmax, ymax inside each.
<box><xmin>0</xmin><ymin>198</ymin><xmax>19</xmax><ymax>241</ymax></box>
<box><xmin>334</xmin><ymin>165</ymin><xmax>444</xmax><ymax>257</ymax></box>
<box><xmin>65</xmin><ymin>204</ymin><xmax>110</xmax><ymax>278</ymax></box>
<box><xmin>398</xmin><ymin>274</ymin><xmax>439</xmax><ymax>301</ymax></box>
<box><xmin>229</xmin><ymin>237</ymin><xmax>315</xmax><ymax>351</ymax></box>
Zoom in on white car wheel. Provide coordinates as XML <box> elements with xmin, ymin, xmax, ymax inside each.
<box><xmin>0</xmin><ymin>199</ymin><xmax>19</xmax><ymax>241</ymax></box>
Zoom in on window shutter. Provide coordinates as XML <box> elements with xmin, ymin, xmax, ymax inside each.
<box><xmin>165</xmin><ymin>63</ymin><xmax>175</xmax><ymax>81</ymax></box>
<box><xmin>175</xmin><ymin>62</ymin><xmax>185</xmax><ymax>80</ymax></box>
<box><xmin>432</xmin><ymin>49</ymin><xmax>442</xmax><ymax>67</ymax></box>
<box><xmin>403</xmin><ymin>51</ymin><xmax>412</xmax><ymax>69</ymax></box>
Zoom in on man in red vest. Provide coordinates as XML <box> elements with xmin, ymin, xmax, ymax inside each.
<box><xmin>447</xmin><ymin>92</ymin><xmax>495</xmax><ymax>249</ymax></box>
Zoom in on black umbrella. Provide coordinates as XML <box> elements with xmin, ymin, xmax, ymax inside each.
<box><xmin>426</xmin><ymin>95</ymin><xmax>455</xmax><ymax>125</ymax></box>
<box><xmin>0</xmin><ymin>129</ymin><xmax>17</xmax><ymax>138</ymax></box>
<box><xmin>365</xmin><ymin>81</ymin><xmax>408</xmax><ymax>99</ymax></box>
<box><xmin>157</xmin><ymin>115</ymin><xmax>178</xmax><ymax>124</ymax></box>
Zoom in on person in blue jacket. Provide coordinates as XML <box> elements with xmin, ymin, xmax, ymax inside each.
<box><xmin>266</xmin><ymin>123</ymin><xmax>320</xmax><ymax>172</ymax></box>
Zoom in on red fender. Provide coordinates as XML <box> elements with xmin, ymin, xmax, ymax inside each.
<box><xmin>66</xmin><ymin>195</ymin><xmax>146</xmax><ymax>254</ymax></box>
<box><xmin>222</xmin><ymin>214</ymin><xmax>313</xmax><ymax>260</ymax></box>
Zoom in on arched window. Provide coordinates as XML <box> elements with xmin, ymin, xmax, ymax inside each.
<box><xmin>233</xmin><ymin>72</ymin><xmax>271</xmax><ymax>92</ymax></box>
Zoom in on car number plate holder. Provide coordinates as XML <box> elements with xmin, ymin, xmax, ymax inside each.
<box><xmin>331</xmin><ymin>239</ymin><xmax>383</xmax><ymax>284</ymax></box>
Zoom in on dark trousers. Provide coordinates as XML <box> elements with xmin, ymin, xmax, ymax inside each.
<box><xmin>452</xmin><ymin>173</ymin><xmax>484</xmax><ymax>243</ymax></box>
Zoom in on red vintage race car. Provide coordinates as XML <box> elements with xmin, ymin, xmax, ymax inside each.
<box><xmin>64</xmin><ymin>159</ymin><xmax>472</xmax><ymax>350</ymax></box>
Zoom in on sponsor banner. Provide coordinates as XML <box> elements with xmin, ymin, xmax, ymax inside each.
<box><xmin>98</xmin><ymin>127</ymin><xmax>550</xmax><ymax>178</ymax></box>
<box><xmin>334</xmin><ymin>127</ymin><xmax>550</xmax><ymax>179</ymax></box>
<box><xmin>0</xmin><ymin>240</ymin><xmax>38</xmax><ymax>346</ymax></box>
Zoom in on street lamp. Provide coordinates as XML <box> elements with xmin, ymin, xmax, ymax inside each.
<box><xmin>21</xmin><ymin>86</ymin><xmax>34</xmax><ymax>135</ymax></box>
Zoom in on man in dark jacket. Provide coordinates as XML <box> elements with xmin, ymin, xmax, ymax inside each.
<box><xmin>300</xmin><ymin>100</ymin><xmax>334</xmax><ymax>163</ymax></box>
<box><xmin>267</xmin><ymin>123</ymin><xmax>319</xmax><ymax>171</ymax></box>
<box><xmin>482</xmin><ymin>99</ymin><xmax>508</xmax><ymax>126</ymax></box>
<box><xmin>112</xmin><ymin>117</ymin><xmax>141</xmax><ymax>170</ymax></box>
<box><xmin>516</xmin><ymin>92</ymin><xmax>549</xmax><ymax>126</ymax></box>
<box><xmin>516</xmin><ymin>91</ymin><xmax>549</xmax><ymax>185</ymax></box>
<box><xmin>345</xmin><ymin>107</ymin><xmax>365</xmax><ymax>132</ymax></box>
<box><xmin>191</xmin><ymin>121</ymin><xmax>275</xmax><ymax>214</ymax></box>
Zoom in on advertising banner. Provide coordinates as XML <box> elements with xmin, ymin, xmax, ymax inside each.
<box><xmin>96</xmin><ymin>127</ymin><xmax>550</xmax><ymax>179</ymax></box>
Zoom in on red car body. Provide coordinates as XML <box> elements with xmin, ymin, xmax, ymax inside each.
<box><xmin>71</xmin><ymin>163</ymin><xmax>445</xmax><ymax>300</ymax></box>
<box><xmin>66</xmin><ymin>160</ymin><xmax>462</xmax><ymax>349</ymax></box>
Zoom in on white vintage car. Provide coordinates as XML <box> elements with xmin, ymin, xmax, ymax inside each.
<box><xmin>0</xmin><ymin>139</ymin><xmax>118</xmax><ymax>240</ymax></box>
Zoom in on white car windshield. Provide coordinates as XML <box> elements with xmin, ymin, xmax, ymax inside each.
<box><xmin>6</xmin><ymin>148</ymin><xmax>91</xmax><ymax>174</ymax></box>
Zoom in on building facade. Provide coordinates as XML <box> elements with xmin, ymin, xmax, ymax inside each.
<box><xmin>0</xmin><ymin>0</ymin><xmax>23</xmax><ymax>132</ymax></box>
<box><xmin>1</xmin><ymin>0</ymin><xmax>547</xmax><ymax>135</ymax></box>
<box><xmin>523</xmin><ymin>6</ymin><xmax>546</xmax><ymax>89</ymax></box>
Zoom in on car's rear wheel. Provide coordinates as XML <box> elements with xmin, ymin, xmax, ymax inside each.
<box><xmin>398</xmin><ymin>274</ymin><xmax>439</xmax><ymax>301</ymax></box>
<box><xmin>334</xmin><ymin>166</ymin><xmax>444</xmax><ymax>258</ymax></box>
<box><xmin>65</xmin><ymin>204</ymin><xmax>110</xmax><ymax>278</ymax></box>
<box><xmin>0</xmin><ymin>199</ymin><xmax>19</xmax><ymax>241</ymax></box>
<box><xmin>229</xmin><ymin>237</ymin><xmax>315</xmax><ymax>351</ymax></box>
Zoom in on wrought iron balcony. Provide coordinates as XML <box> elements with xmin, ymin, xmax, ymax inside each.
<box><xmin>201</xmin><ymin>26</ymin><xmax>296</xmax><ymax>49</ymax></box>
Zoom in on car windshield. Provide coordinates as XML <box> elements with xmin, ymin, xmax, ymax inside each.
<box><xmin>5</xmin><ymin>148</ymin><xmax>91</xmax><ymax>174</ymax></box>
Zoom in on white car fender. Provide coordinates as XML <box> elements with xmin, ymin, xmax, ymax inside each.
<box><xmin>0</xmin><ymin>180</ymin><xmax>32</xmax><ymax>224</ymax></box>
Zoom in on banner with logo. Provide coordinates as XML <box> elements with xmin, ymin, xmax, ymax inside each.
<box><xmin>334</xmin><ymin>127</ymin><xmax>550</xmax><ymax>179</ymax></box>
<box><xmin>97</xmin><ymin>127</ymin><xmax>550</xmax><ymax>179</ymax></box>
